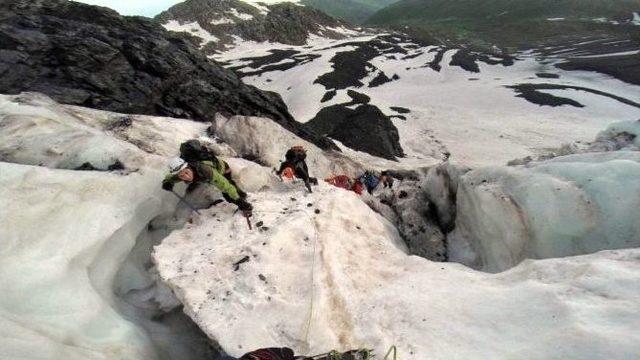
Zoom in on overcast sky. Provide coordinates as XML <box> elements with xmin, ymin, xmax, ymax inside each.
<box><xmin>75</xmin><ymin>0</ymin><xmax>297</xmax><ymax>17</ymax></box>
<box><xmin>75</xmin><ymin>0</ymin><xmax>183</xmax><ymax>16</ymax></box>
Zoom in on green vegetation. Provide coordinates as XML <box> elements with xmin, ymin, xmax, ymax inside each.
<box><xmin>369</xmin><ymin>0</ymin><xmax>640</xmax><ymax>22</ymax></box>
<box><xmin>366</xmin><ymin>0</ymin><xmax>640</xmax><ymax>47</ymax></box>
<box><xmin>301</xmin><ymin>0</ymin><xmax>399</xmax><ymax>24</ymax></box>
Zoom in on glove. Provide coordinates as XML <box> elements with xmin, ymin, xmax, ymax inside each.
<box><xmin>242</xmin><ymin>209</ymin><xmax>253</xmax><ymax>218</ymax></box>
<box><xmin>237</xmin><ymin>198</ymin><xmax>253</xmax><ymax>212</ymax></box>
<box><xmin>162</xmin><ymin>181</ymin><xmax>174</xmax><ymax>191</ymax></box>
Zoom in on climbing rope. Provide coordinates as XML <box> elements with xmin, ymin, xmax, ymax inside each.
<box><xmin>301</xmin><ymin>213</ymin><xmax>319</xmax><ymax>345</ymax></box>
<box><xmin>383</xmin><ymin>345</ymin><xmax>397</xmax><ymax>360</ymax></box>
<box><xmin>252</xmin><ymin>208</ymin><xmax>319</xmax><ymax>346</ymax></box>
<box><xmin>252</xmin><ymin>207</ymin><xmax>397</xmax><ymax>360</ymax></box>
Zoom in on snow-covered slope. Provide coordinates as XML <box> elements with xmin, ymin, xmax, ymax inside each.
<box><xmin>153</xmin><ymin>181</ymin><xmax>640</xmax><ymax>359</ymax></box>
<box><xmin>216</xmin><ymin>33</ymin><xmax>640</xmax><ymax>166</ymax></box>
<box><xmin>0</xmin><ymin>92</ymin><xmax>353</xmax><ymax>359</ymax></box>
<box><xmin>0</xmin><ymin>91</ymin><xmax>415</xmax><ymax>359</ymax></box>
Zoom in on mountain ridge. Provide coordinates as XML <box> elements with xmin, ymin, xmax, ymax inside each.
<box><xmin>0</xmin><ymin>0</ymin><xmax>337</xmax><ymax>150</ymax></box>
<box><xmin>156</xmin><ymin>0</ymin><xmax>357</xmax><ymax>55</ymax></box>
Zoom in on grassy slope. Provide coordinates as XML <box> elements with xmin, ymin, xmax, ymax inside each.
<box><xmin>366</xmin><ymin>0</ymin><xmax>640</xmax><ymax>46</ymax></box>
<box><xmin>301</xmin><ymin>0</ymin><xmax>399</xmax><ymax>24</ymax></box>
<box><xmin>369</xmin><ymin>0</ymin><xmax>640</xmax><ymax>22</ymax></box>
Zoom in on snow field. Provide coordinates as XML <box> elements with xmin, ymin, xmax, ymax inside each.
<box><xmin>225</xmin><ymin>35</ymin><xmax>640</xmax><ymax>166</ymax></box>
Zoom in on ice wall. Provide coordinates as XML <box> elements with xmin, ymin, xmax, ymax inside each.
<box><xmin>0</xmin><ymin>93</ymin><xmax>220</xmax><ymax>359</ymax></box>
<box><xmin>450</xmin><ymin>151</ymin><xmax>640</xmax><ymax>272</ymax></box>
<box><xmin>0</xmin><ymin>162</ymin><xmax>163</xmax><ymax>359</ymax></box>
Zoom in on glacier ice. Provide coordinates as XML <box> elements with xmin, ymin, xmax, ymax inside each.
<box><xmin>0</xmin><ymin>93</ymin><xmax>220</xmax><ymax>359</ymax></box>
<box><xmin>449</xmin><ymin>150</ymin><xmax>640</xmax><ymax>272</ymax></box>
<box><xmin>153</xmin><ymin>182</ymin><xmax>640</xmax><ymax>359</ymax></box>
<box><xmin>2</xmin><ymin>92</ymin><xmax>640</xmax><ymax>360</ymax></box>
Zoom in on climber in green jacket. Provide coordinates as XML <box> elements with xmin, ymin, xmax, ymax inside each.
<box><xmin>162</xmin><ymin>157</ymin><xmax>253</xmax><ymax>217</ymax></box>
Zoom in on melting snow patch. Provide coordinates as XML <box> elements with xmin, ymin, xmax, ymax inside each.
<box><xmin>227</xmin><ymin>8</ymin><xmax>254</xmax><ymax>21</ymax></box>
<box><xmin>324</xmin><ymin>26</ymin><xmax>360</xmax><ymax>36</ymax></box>
<box><xmin>162</xmin><ymin>20</ymin><xmax>218</xmax><ymax>45</ymax></box>
<box><xmin>211</xmin><ymin>17</ymin><xmax>235</xmax><ymax>25</ymax></box>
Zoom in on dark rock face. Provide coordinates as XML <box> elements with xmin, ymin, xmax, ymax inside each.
<box><xmin>313</xmin><ymin>35</ymin><xmax>414</xmax><ymax>90</ymax></box>
<box><xmin>390</xmin><ymin>106</ymin><xmax>410</xmax><ymax>114</ymax></box>
<box><xmin>534</xmin><ymin>32</ymin><xmax>640</xmax><ymax>85</ymax></box>
<box><xmin>306</xmin><ymin>104</ymin><xmax>404</xmax><ymax>160</ymax></box>
<box><xmin>320</xmin><ymin>90</ymin><xmax>337</xmax><ymax>102</ymax></box>
<box><xmin>557</xmin><ymin>53</ymin><xmax>640</xmax><ymax>86</ymax></box>
<box><xmin>0</xmin><ymin>0</ymin><xmax>335</xmax><ymax>150</ymax></box>
<box><xmin>425</xmin><ymin>48</ymin><xmax>446</xmax><ymax>71</ymax></box>
<box><xmin>510</xmin><ymin>85</ymin><xmax>585</xmax><ymax>108</ymax></box>
<box><xmin>508</xmin><ymin>83</ymin><xmax>640</xmax><ymax>108</ymax></box>
<box><xmin>536</xmin><ymin>73</ymin><xmax>560</xmax><ymax>79</ymax></box>
<box><xmin>449</xmin><ymin>49</ymin><xmax>515</xmax><ymax>73</ymax></box>
<box><xmin>228</xmin><ymin>49</ymin><xmax>321</xmax><ymax>77</ymax></box>
<box><xmin>345</xmin><ymin>89</ymin><xmax>371</xmax><ymax>105</ymax></box>
<box><xmin>367</xmin><ymin>164</ymin><xmax>470</xmax><ymax>262</ymax></box>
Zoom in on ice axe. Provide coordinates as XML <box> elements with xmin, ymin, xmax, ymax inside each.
<box><xmin>170</xmin><ymin>190</ymin><xmax>201</xmax><ymax>215</ymax></box>
<box><xmin>234</xmin><ymin>208</ymin><xmax>253</xmax><ymax>230</ymax></box>
<box><xmin>245</xmin><ymin>213</ymin><xmax>253</xmax><ymax>230</ymax></box>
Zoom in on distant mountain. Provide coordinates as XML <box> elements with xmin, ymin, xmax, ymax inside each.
<box><xmin>367</xmin><ymin>0</ymin><xmax>640</xmax><ymax>46</ymax></box>
<box><xmin>300</xmin><ymin>0</ymin><xmax>399</xmax><ymax>24</ymax></box>
<box><xmin>156</xmin><ymin>0</ymin><xmax>358</xmax><ymax>55</ymax></box>
<box><xmin>370</xmin><ymin>0</ymin><xmax>640</xmax><ymax>23</ymax></box>
<box><xmin>365</xmin><ymin>0</ymin><xmax>640</xmax><ymax>85</ymax></box>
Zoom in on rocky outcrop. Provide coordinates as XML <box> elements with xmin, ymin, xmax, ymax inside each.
<box><xmin>0</xmin><ymin>0</ymin><xmax>336</xmax><ymax>150</ymax></box>
<box><xmin>306</xmin><ymin>104</ymin><xmax>404</xmax><ymax>160</ymax></box>
<box><xmin>368</xmin><ymin>164</ymin><xmax>469</xmax><ymax>262</ymax></box>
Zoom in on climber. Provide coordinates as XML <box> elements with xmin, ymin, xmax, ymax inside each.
<box><xmin>355</xmin><ymin>170</ymin><xmax>394</xmax><ymax>195</ymax></box>
<box><xmin>162</xmin><ymin>157</ymin><xmax>253</xmax><ymax>217</ymax></box>
<box><xmin>178</xmin><ymin>139</ymin><xmax>247</xmax><ymax>197</ymax></box>
<box><xmin>276</xmin><ymin>145</ymin><xmax>317</xmax><ymax>193</ymax></box>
